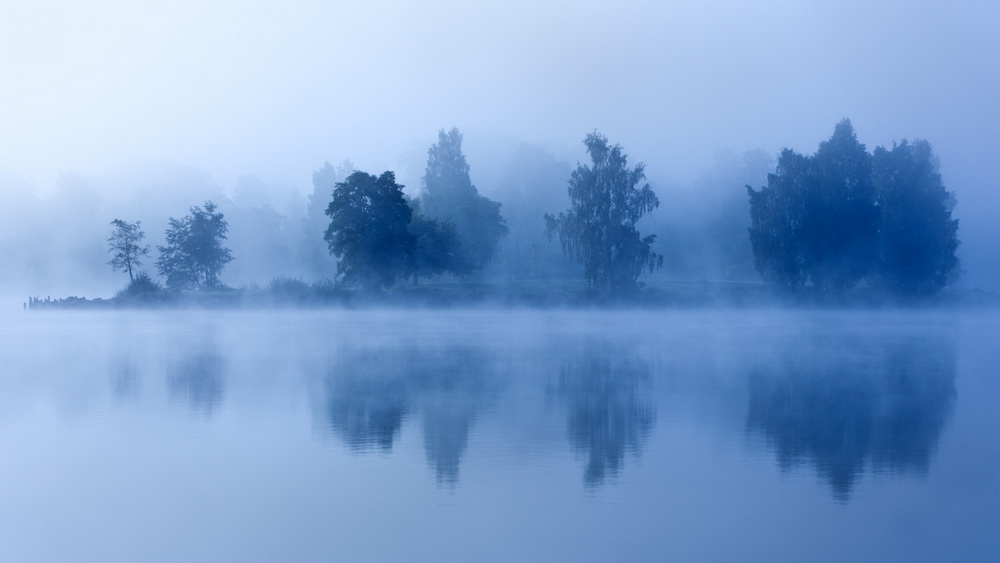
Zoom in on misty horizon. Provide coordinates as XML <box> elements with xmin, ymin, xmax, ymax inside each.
<box><xmin>2</xmin><ymin>1</ymin><xmax>998</xmax><ymax>294</ymax></box>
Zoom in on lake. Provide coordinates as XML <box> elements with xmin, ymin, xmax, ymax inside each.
<box><xmin>0</xmin><ymin>308</ymin><xmax>996</xmax><ymax>562</ymax></box>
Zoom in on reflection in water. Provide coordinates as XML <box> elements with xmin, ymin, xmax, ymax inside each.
<box><xmin>558</xmin><ymin>345</ymin><xmax>656</xmax><ymax>488</ymax></box>
<box><xmin>323</xmin><ymin>350</ymin><xmax>410</xmax><ymax>452</ymax></box>
<box><xmin>168</xmin><ymin>341</ymin><xmax>225</xmax><ymax>416</ymax></box>
<box><xmin>415</xmin><ymin>347</ymin><xmax>497</xmax><ymax>486</ymax></box>
<box><xmin>323</xmin><ymin>345</ymin><xmax>498</xmax><ymax>484</ymax></box>
<box><xmin>746</xmin><ymin>333</ymin><xmax>956</xmax><ymax>501</ymax></box>
<box><xmin>110</xmin><ymin>357</ymin><xmax>140</xmax><ymax>400</ymax></box>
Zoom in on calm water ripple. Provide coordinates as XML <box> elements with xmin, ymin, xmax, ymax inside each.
<box><xmin>0</xmin><ymin>309</ymin><xmax>996</xmax><ymax>562</ymax></box>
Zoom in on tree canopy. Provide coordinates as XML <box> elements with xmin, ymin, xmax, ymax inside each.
<box><xmin>325</xmin><ymin>170</ymin><xmax>414</xmax><ymax>290</ymax></box>
<box><xmin>107</xmin><ymin>219</ymin><xmax>149</xmax><ymax>283</ymax></box>
<box><xmin>156</xmin><ymin>201</ymin><xmax>233</xmax><ymax>290</ymax></box>
<box><xmin>408</xmin><ymin>203</ymin><xmax>466</xmax><ymax>284</ymax></box>
<box><xmin>873</xmin><ymin>140</ymin><xmax>959</xmax><ymax>295</ymax></box>
<box><xmin>747</xmin><ymin>119</ymin><xmax>959</xmax><ymax>296</ymax></box>
<box><xmin>304</xmin><ymin>160</ymin><xmax>354</xmax><ymax>279</ymax></box>
<box><xmin>545</xmin><ymin>132</ymin><xmax>663</xmax><ymax>290</ymax></box>
<box><xmin>419</xmin><ymin>128</ymin><xmax>508</xmax><ymax>273</ymax></box>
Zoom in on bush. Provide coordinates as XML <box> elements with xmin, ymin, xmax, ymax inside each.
<box><xmin>268</xmin><ymin>276</ymin><xmax>313</xmax><ymax>301</ymax></box>
<box><xmin>115</xmin><ymin>272</ymin><xmax>164</xmax><ymax>300</ymax></box>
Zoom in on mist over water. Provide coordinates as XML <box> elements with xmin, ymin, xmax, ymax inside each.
<box><xmin>2</xmin><ymin>2</ymin><xmax>999</xmax><ymax>561</ymax></box>
<box><xmin>0</xmin><ymin>308</ymin><xmax>995</xmax><ymax>561</ymax></box>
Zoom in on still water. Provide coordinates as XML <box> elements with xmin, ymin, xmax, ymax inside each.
<box><xmin>0</xmin><ymin>308</ymin><xmax>996</xmax><ymax>562</ymax></box>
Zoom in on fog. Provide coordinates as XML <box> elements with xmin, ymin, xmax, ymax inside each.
<box><xmin>0</xmin><ymin>308</ymin><xmax>996</xmax><ymax>561</ymax></box>
<box><xmin>1</xmin><ymin>0</ymin><xmax>998</xmax><ymax>295</ymax></box>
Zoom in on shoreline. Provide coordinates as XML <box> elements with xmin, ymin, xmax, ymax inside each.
<box><xmin>22</xmin><ymin>281</ymin><xmax>1000</xmax><ymax>311</ymax></box>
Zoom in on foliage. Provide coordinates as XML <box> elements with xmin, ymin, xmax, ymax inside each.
<box><xmin>747</xmin><ymin>120</ymin><xmax>959</xmax><ymax>296</ymax></box>
<box><xmin>304</xmin><ymin>160</ymin><xmax>354</xmax><ymax>278</ymax></box>
<box><xmin>805</xmin><ymin>119</ymin><xmax>878</xmax><ymax>291</ymax></box>
<box><xmin>113</xmin><ymin>271</ymin><xmax>163</xmax><ymax>300</ymax></box>
<box><xmin>545</xmin><ymin>132</ymin><xmax>663</xmax><ymax>290</ymax></box>
<box><xmin>419</xmin><ymin>128</ymin><xmax>508</xmax><ymax>272</ymax></box>
<box><xmin>872</xmin><ymin>140</ymin><xmax>959</xmax><ymax>295</ymax></box>
<box><xmin>325</xmin><ymin>171</ymin><xmax>414</xmax><ymax>290</ymax></box>
<box><xmin>746</xmin><ymin>149</ymin><xmax>811</xmax><ymax>290</ymax></box>
<box><xmin>107</xmin><ymin>219</ymin><xmax>150</xmax><ymax>282</ymax></box>
<box><xmin>267</xmin><ymin>276</ymin><xmax>313</xmax><ymax>301</ymax></box>
<box><xmin>408</xmin><ymin>201</ymin><xmax>467</xmax><ymax>283</ymax></box>
<box><xmin>156</xmin><ymin>201</ymin><xmax>233</xmax><ymax>290</ymax></box>
<box><xmin>491</xmin><ymin>143</ymin><xmax>577</xmax><ymax>280</ymax></box>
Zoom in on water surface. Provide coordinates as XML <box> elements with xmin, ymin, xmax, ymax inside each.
<box><xmin>0</xmin><ymin>308</ymin><xmax>996</xmax><ymax>562</ymax></box>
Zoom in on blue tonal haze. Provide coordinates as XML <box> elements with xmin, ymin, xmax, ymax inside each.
<box><xmin>0</xmin><ymin>309</ymin><xmax>996</xmax><ymax>562</ymax></box>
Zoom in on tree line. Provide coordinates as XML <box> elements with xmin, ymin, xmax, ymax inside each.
<box><xmin>748</xmin><ymin>119</ymin><xmax>959</xmax><ymax>296</ymax></box>
<box><xmin>107</xmin><ymin>121</ymin><xmax>960</xmax><ymax>299</ymax></box>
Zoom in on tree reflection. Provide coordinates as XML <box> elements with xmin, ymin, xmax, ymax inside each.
<box><xmin>321</xmin><ymin>345</ymin><xmax>498</xmax><ymax>484</ymax></box>
<box><xmin>746</xmin><ymin>333</ymin><xmax>956</xmax><ymax>501</ymax></box>
<box><xmin>167</xmin><ymin>341</ymin><xmax>225</xmax><ymax>416</ymax></box>
<box><xmin>323</xmin><ymin>350</ymin><xmax>411</xmax><ymax>452</ymax></box>
<box><xmin>558</xmin><ymin>345</ymin><xmax>656</xmax><ymax>488</ymax></box>
<box><xmin>110</xmin><ymin>357</ymin><xmax>140</xmax><ymax>401</ymax></box>
<box><xmin>413</xmin><ymin>347</ymin><xmax>497</xmax><ymax>486</ymax></box>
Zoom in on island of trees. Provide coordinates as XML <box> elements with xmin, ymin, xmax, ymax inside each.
<box><xmin>27</xmin><ymin>120</ymin><xmax>962</xmax><ymax>309</ymax></box>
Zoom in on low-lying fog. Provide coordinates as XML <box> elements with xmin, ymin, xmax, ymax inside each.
<box><xmin>1</xmin><ymin>4</ymin><xmax>998</xmax><ymax>560</ymax></box>
<box><xmin>0</xmin><ymin>308</ymin><xmax>996</xmax><ymax>561</ymax></box>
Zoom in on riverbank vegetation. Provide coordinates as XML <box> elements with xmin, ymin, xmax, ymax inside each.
<box><xmin>23</xmin><ymin>121</ymin><xmax>968</xmax><ymax>309</ymax></box>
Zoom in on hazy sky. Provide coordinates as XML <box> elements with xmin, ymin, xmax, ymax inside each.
<box><xmin>2</xmin><ymin>0</ymin><xmax>998</xmax><ymax>283</ymax></box>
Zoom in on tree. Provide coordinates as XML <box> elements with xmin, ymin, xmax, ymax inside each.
<box><xmin>156</xmin><ymin>201</ymin><xmax>233</xmax><ymax>290</ymax></box>
<box><xmin>748</xmin><ymin>120</ymin><xmax>959</xmax><ymax>297</ymax></box>
<box><xmin>747</xmin><ymin>149</ymin><xmax>811</xmax><ymax>290</ymax></box>
<box><xmin>545</xmin><ymin>132</ymin><xmax>663</xmax><ymax>290</ymax></box>
<box><xmin>325</xmin><ymin>170</ymin><xmax>414</xmax><ymax>290</ymax></box>
<box><xmin>107</xmin><ymin>219</ymin><xmax>149</xmax><ymax>282</ymax></box>
<box><xmin>408</xmin><ymin>207</ymin><xmax>466</xmax><ymax>284</ymax></box>
<box><xmin>304</xmin><ymin>160</ymin><xmax>354</xmax><ymax>279</ymax></box>
<box><xmin>873</xmin><ymin>140</ymin><xmax>959</xmax><ymax>295</ymax></box>
<box><xmin>419</xmin><ymin>128</ymin><xmax>507</xmax><ymax>272</ymax></box>
<box><xmin>805</xmin><ymin>119</ymin><xmax>878</xmax><ymax>291</ymax></box>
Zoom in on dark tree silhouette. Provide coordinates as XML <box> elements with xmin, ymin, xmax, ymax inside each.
<box><xmin>747</xmin><ymin>120</ymin><xmax>956</xmax><ymax>296</ymax></box>
<box><xmin>873</xmin><ymin>140</ymin><xmax>959</xmax><ymax>295</ymax></box>
<box><xmin>408</xmin><ymin>207</ymin><xmax>466</xmax><ymax>284</ymax></box>
<box><xmin>325</xmin><ymin>170</ymin><xmax>414</xmax><ymax>290</ymax></box>
<box><xmin>546</xmin><ymin>132</ymin><xmax>663</xmax><ymax>290</ymax></box>
<box><xmin>156</xmin><ymin>201</ymin><xmax>233</xmax><ymax>290</ymax></box>
<box><xmin>806</xmin><ymin>119</ymin><xmax>878</xmax><ymax>291</ymax></box>
<box><xmin>107</xmin><ymin>219</ymin><xmax>149</xmax><ymax>283</ymax></box>
<box><xmin>747</xmin><ymin>149</ymin><xmax>811</xmax><ymax>290</ymax></box>
<box><xmin>419</xmin><ymin>128</ymin><xmax>508</xmax><ymax>273</ymax></box>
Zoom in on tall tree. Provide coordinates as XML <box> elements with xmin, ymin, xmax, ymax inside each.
<box><xmin>873</xmin><ymin>140</ymin><xmax>959</xmax><ymax>295</ymax></box>
<box><xmin>747</xmin><ymin>149</ymin><xmax>811</xmax><ymax>290</ymax></box>
<box><xmin>107</xmin><ymin>219</ymin><xmax>149</xmax><ymax>283</ymax></box>
<box><xmin>545</xmin><ymin>132</ymin><xmax>663</xmax><ymax>290</ymax></box>
<box><xmin>419</xmin><ymin>128</ymin><xmax>507</xmax><ymax>272</ymax></box>
<box><xmin>304</xmin><ymin>160</ymin><xmax>354</xmax><ymax>279</ymax></box>
<box><xmin>748</xmin><ymin>120</ymin><xmax>959</xmax><ymax>297</ymax></box>
<box><xmin>156</xmin><ymin>202</ymin><xmax>233</xmax><ymax>290</ymax></box>
<box><xmin>325</xmin><ymin>171</ymin><xmax>414</xmax><ymax>290</ymax></box>
<box><xmin>805</xmin><ymin>119</ymin><xmax>878</xmax><ymax>291</ymax></box>
<box><xmin>408</xmin><ymin>206</ymin><xmax>466</xmax><ymax>284</ymax></box>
